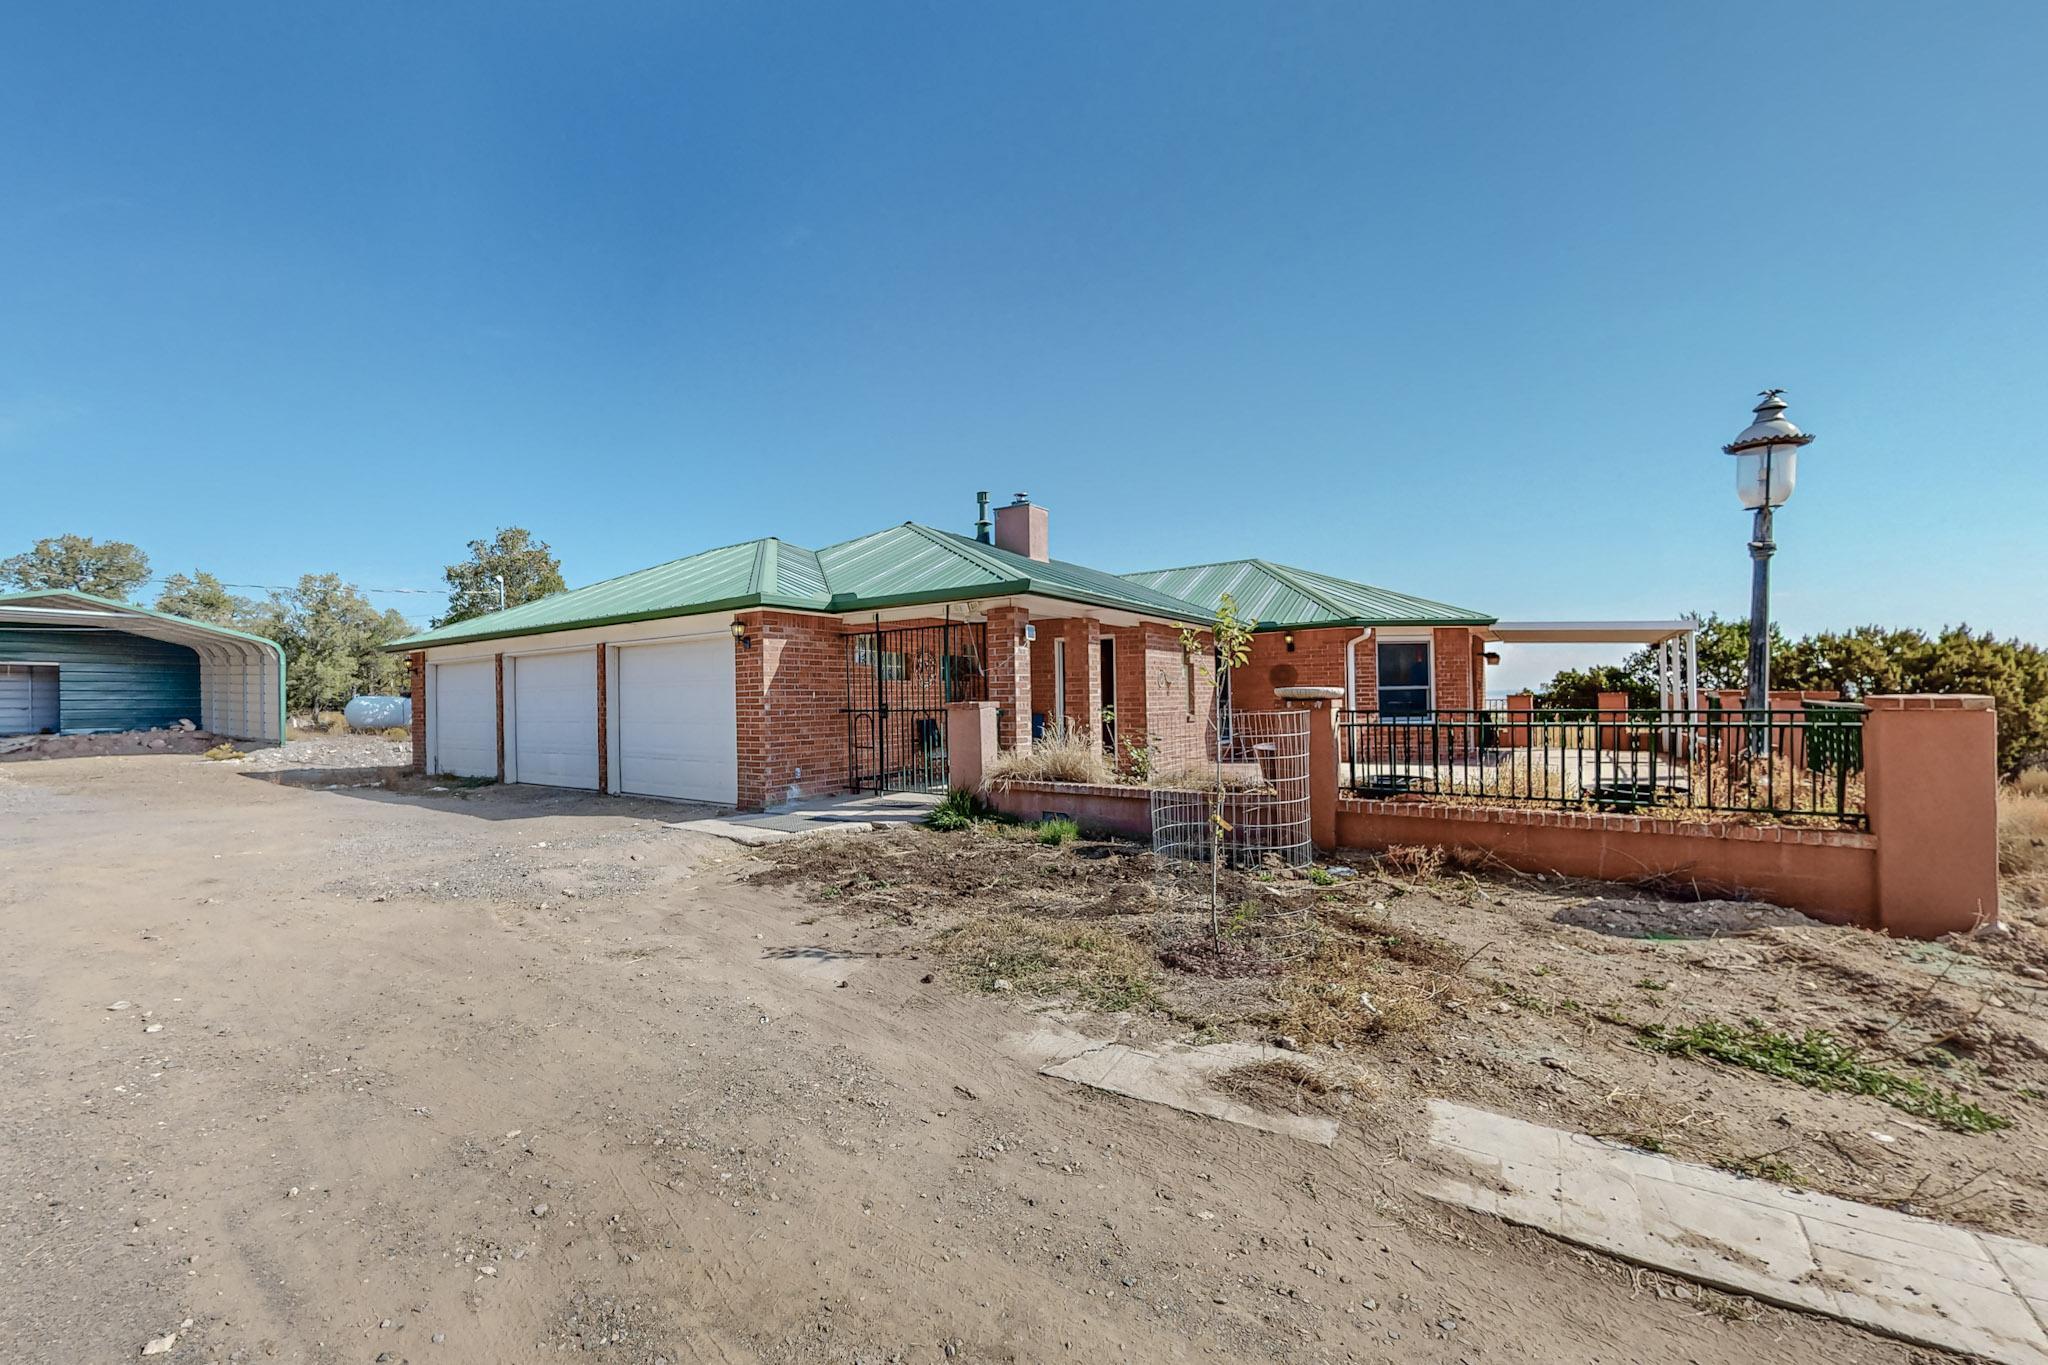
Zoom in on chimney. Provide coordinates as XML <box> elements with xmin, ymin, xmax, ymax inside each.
<box><xmin>993</xmin><ymin>492</ymin><xmax>1049</xmax><ymax>562</ymax></box>
<box><xmin>974</xmin><ymin>490</ymin><xmax>992</xmax><ymax>544</ymax></box>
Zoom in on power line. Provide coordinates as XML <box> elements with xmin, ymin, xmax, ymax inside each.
<box><xmin>141</xmin><ymin>577</ymin><xmax>451</xmax><ymax>597</ymax></box>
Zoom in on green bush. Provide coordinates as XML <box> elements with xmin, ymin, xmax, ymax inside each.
<box><xmin>1035</xmin><ymin>817</ymin><xmax>1080</xmax><ymax>846</ymax></box>
<box><xmin>927</xmin><ymin>787</ymin><xmax>997</xmax><ymax>832</ymax></box>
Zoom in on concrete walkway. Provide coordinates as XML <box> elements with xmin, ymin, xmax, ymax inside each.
<box><xmin>663</xmin><ymin>791</ymin><xmax>937</xmax><ymax>846</ymax></box>
<box><xmin>1425</xmin><ymin>1099</ymin><xmax>2048</xmax><ymax>1364</ymax></box>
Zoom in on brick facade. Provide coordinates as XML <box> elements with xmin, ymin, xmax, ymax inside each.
<box><xmin>734</xmin><ymin>609</ymin><xmax>851</xmax><ymax>811</ymax></box>
<box><xmin>1227</xmin><ymin>625</ymin><xmax>1487</xmax><ymax>715</ymax></box>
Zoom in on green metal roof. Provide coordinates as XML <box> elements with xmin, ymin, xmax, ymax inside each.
<box><xmin>1118</xmin><ymin>559</ymin><xmax>1495</xmax><ymax>631</ymax></box>
<box><xmin>388</xmin><ymin>523</ymin><xmax>1214</xmax><ymax>650</ymax></box>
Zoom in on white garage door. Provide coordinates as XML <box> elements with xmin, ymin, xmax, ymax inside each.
<box><xmin>512</xmin><ymin>650</ymin><xmax>598</xmax><ymax>790</ymax></box>
<box><xmin>431</xmin><ymin>660</ymin><xmax>497</xmax><ymax>779</ymax></box>
<box><xmin>616</xmin><ymin>639</ymin><xmax>737</xmax><ymax>803</ymax></box>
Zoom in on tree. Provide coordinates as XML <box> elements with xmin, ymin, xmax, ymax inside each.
<box><xmin>1534</xmin><ymin>613</ymin><xmax>2048</xmax><ymax>776</ymax></box>
<box><xmin>251</xmin><ymin>574</ymin><xmax>414</xmax><ymax>714</ymax></box>
<box><xmin>155</xmin><ymin>570</ymin><xmax>258</xmax><ymax>628</ymax></box>
<box><xmin>435</xmin><ymin>527</ymin><xmax>566</xmax><ymax>627</ymax></box>
<box><xmin>1184</xmin><ymin>593</ymin><xmax>1257</xmax><ymax>936</ymax></box>
<box><xmin>1</xmin><ymin>534</ymin><xmax>151</xmax><ymax>599</ymax></box>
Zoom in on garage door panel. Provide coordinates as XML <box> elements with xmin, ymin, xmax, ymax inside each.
<box><xmin>617</xmin><ymin>640</ymin><xmax>736</xmax><ymax>804</ymax></box>
<box><xmin>513</xmin><ymin>652</ymin><xmax>598</xmax><ymax>790</ymax></box>
<box><xmin>432</xmin><ymin>660</ymin><xmax>496</xmax><ymax>779</ymax></box>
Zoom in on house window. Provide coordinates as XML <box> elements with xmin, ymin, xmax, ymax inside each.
<box><xmin>1376</xmin><ymin>640</ymin><xmax>1432</xmax><ymax>717</ymax></box>
<box><xmin>851</xmin><ymin>637</ymin><xmax>907</xmax><ymax>680</ymax></box>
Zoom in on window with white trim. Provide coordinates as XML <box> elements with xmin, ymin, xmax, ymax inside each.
<box><xmin>1375</xmin><ymin>639</ymin><xmax>1432</xmax><ymax>717</ymax></box>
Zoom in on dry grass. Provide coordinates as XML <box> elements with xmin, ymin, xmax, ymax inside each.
<box><xmin>982</xmin><ymin>727</ymin><xmax>1114</xmax><ymax>787</ymax></box>
<box><xmin>2000</xmin><ymin>777</ymin><xmax>2048</xmax><ymax>908</ymax></box>
<box><xmin>1209</xmin><ymin>1057</ymin><xmax>1348</xmax><ymax>1114</ymax></box>
<box><xmin>1276</xmin><ymin>940</ymin><xmax>1458</xmax><ymax>1046</ymax></box>
<box><xmin>933</xmin><ymin>913</ymin><xmax>1157</xmax><ymax>1011</ymax></box>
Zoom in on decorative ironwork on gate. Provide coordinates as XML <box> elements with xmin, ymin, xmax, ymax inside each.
<box><xmin>843</xmin><ymin>619</ymin><xmax>989</xmax><ymax>792</ymax></box>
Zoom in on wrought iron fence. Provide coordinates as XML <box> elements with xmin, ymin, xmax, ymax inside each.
<box><xmin>1341</xmin><ymin>703</ymin><xmax>1867</xmax><ymax>826</ymax></box>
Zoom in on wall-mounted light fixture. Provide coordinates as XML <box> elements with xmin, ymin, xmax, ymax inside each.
<box><xmin>1022</xmin><ymin>623</ymin><xmax>1037</xmax><ymax>643</ymax></box>
<box><xmin>1483</xmin><ymin>651</ymin><xmax>1502</xmax><ymax>666</ymax></box>
<box><xmin>1283</xmin><ymin>632</ymin><xmax>1296</xmax><ymax>653</ymax></box>
<box><xmin>730</xmin><ymin>620</ymin><xmax>752</xmax><ymax>649</ymax></box>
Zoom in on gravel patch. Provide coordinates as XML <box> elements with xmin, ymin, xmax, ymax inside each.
<box><xmin>238</xmin><ymin>736</ymin><xmax>410</xmax><ymax>771</ymax></box>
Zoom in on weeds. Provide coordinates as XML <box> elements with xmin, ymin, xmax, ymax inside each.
<box><xmin>983</xmin><ymin>726</ymin><xmax>1113</xmax><ymax>787</ymax></box>
<box><xmin>1639</xmin><ymin>1018</ymin><xmax>2010</xmax><ymax>1134</ymax></box>
<box><xmin>202</xmin><ymin>742</ymin><xmax>244</xmax><ymax>762</ymax></box>
<box><xmin>927</xmin><ymin>787</ymin><xmax>998</xmax><ymax>832</ymax></box>
<box><xmin>1035</xmin><ymin>817</ymin><xmax>1080</xmax><ymax>846</ymax></box>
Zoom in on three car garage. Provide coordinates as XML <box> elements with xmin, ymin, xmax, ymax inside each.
<box><xmin>422</xmin><ymin>631</ymin><xmax>738</xmax><ymax>805</ymax></box>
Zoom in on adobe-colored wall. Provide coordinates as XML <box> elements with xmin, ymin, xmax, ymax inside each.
<box><xmin>984</xmin><ymin>778</ymin><xmax>1153</xmax><ymax>840</ymax></box>
<box><xmin>1334</xmin><ymin>798</ymin><xmax>1880</xmax><ymax>926</ymax></box>
<box><xmin>1865</xmin><ymin>695</ymin><xmax>2001</xmax><ymax>936</ymax></box>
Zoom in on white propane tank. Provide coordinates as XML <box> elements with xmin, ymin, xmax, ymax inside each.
<box><xmin>343</xmin><ymin>695</ymin><xmax>413</xmax><ymax>731</ymax></box>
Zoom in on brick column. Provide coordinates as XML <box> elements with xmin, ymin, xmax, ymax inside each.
<box><xmin>1278</xmin><ymin>690</ymin><xmax>1341</xmax><ymax>853</ymax></box>
<box><xmin>985</xmin><ymin>605</ymin><xmax>1032</xmax><ymax>751</ymax></box>
<box><xmin>945</xmin><ymin>701</ymin><xmax>999</xmax><ymax>792</ymax></box>
<box><xmin>494</xmin><ymin>653</ymin><xmax>505</xmax><ymax>780</ymax></box>
<box><xmin>595</xmin><ymin>644</ymin><xmax>608</xmax><ymax>793</ymax></box>
<box><xmin>408</xmin><ymin>651</ymin><xmax>427</xmax><ymax>774</ymax></box>
<box><xmin>1864</xmin><ymin>695</ymin><xmax>2000</xmax><ymax>937</ymax></box>
<box><xmin>1503</xmin><ymin>692</ymin><xmax>1534</xmax><ymax>748</ymax></box>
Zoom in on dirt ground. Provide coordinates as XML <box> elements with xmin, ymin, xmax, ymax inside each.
<box><xmin>0</xmin><ymin>750</ymin><xmax>1982</xmax><ymax>1364</ymax></box>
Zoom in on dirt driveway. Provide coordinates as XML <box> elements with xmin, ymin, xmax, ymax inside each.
<box><xmin>0</xmin><ymin>755</ymin><xmax>1954</xmax><ymax>1364</ymax></box>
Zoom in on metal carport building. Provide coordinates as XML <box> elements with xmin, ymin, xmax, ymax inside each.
<box><xmin>0</xmin><ymin>590</ymin><xmax>285</xmax><ymax>742</ymax></box>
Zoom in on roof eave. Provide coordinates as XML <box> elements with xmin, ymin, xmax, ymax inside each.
<box><xmin>383</xmin><ymin>592</ymin><xmax>826</xmax><ymax>651</ymax></box>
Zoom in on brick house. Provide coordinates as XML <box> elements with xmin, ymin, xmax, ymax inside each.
<box><xmin>391</xmin><ymin>498</ymin><xmax>1220</xmax><ymax>810</ymax></box>
<box><xmin>1120</xmin><ymin>559</ymin><xmax>1497</xmax><ymax>717</ymax></box>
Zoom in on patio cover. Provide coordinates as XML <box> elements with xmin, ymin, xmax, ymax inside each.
<box><xmin>1484</xmin><ymin>618</ymin><xmax>1699</xmax><ymax>710</ymax></box>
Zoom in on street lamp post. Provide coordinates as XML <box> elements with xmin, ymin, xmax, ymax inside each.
<box><xmin>1722</xmin><ymin>389</ymin><xmax>1815</xmax><ymax>748</ymax></box>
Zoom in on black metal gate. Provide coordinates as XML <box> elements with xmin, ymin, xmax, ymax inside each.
<box><xmin>844</xmin><ymin>620</ymin><xmax>988</xmax><ymax>792</ymax></box>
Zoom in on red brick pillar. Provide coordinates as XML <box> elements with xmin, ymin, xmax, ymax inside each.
<box><xmin>494</xmin><ymin>653</ymin><xmax>505</xmax><ymax>781</ymax></box>
<box><xmin>407</xmin><ymin>651</ymin><xmax>427</xmax><ymax>774</ymax></box>
<box><xmin>1503</xmin><ymin>692</ymin><xmax>1533</xmax><ymax>748</ymax></box>
<box><xmin>985</xmin><ymin>605</ymin><xmax>1032</xmax><ymax>752</ymax></box>
<box><xmin>945</xmin><ymin>701</ymin><xmax>999</xmax><ymax>792</ymax></box>
<box><xmin>1597</xmin><ymin>689</ymin><xmax>1631</xmax><ymax>751</ymax></box>
<box><xmin>1279</xmin><ymin>691</ymin><xmax>1341</xmax><ymax>853</ymax></box>
<box><xmin>1864</xmin><ymin>695</ymin><xmax>2000</xmax><ymax>937</ymax></box>
<box><xmin>595</xmin><ymin>644</ymin><xmax>609</xmax><ymax>793</ymax></box>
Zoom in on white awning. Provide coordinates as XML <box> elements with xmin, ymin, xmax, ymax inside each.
<box><xmin>0</xmin><ymin>590</ymin><xmax>285</xmax><ymax>742</ymax></box>
<box><xmin>1486</xmin><ymin>619</ymin><xmax>1696</xmax><ymax>645</ymax></box>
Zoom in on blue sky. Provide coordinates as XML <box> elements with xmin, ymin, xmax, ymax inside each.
<box><xmin>3</xmin><ymin>3</ymin><xmax>2041</xmax><ymax>689</ymax></box>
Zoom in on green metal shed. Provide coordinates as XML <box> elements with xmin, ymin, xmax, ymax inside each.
<box><xmin>0</xmin><ymin>590</ymin><xmax>285</xmax><ymax>742</ymax></box>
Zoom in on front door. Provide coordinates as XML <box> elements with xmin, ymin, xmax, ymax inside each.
<box><xmin>1099</xmin><ymin>637</ymin><xmax>1116</xmax><ymax>751</ymax></box>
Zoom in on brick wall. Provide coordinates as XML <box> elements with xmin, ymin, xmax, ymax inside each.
<box><xmin>1227</xmin><ymin>626</ymin><xmax>1487</xmax><ymax>714</ymax></box>
<box><xmin>1230</xmin><ymin>627</ymin><xmax>1358</xmax><ymax>713</ymax></box>
<box><xmin>1434</xmin><ymin>627</ymin><xmax>1476</xmax><ymax>711</ymax></box>
<box><xmin>735</xmin><ymin>609</ymin><xmax>851</xmax><ymax>810</ymax></box>
<box><xmin>408</xmin><ymin>651</ymin><xmax>426</xmax><ymax>774</ymax></box>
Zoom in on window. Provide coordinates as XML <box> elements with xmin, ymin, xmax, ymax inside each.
<box><xmin>1376</xmin><ymin>640</ymin><xmax>1431</xmax><ymax>717</ymax></box>
<box><xmin>852</xmin><ymin>636</ymin><xmax>907</xmax><ymax>680</ymax></box>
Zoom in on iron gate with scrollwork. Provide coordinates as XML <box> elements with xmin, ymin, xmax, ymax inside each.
<box><xmin>843</xmin><ymin>620</ymin><xmax>989</xmax><ymax>793</ymax></box>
